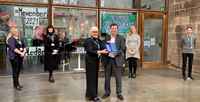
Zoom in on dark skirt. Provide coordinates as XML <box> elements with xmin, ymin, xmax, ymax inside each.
<box><xmin>85</xmin><ymin>58</ymin><xmax>99</xmax><ymax>98</ymax></box>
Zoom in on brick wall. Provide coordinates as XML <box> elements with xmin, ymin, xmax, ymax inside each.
<box><xmin>168</xmin><ymin>0</ymin><xmax>200</xmax><ymax>74</ymax></box>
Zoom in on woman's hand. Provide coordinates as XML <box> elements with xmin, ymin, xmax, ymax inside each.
<box><xmin>101</xmin><ymin>49</ymin><xmax>108</xmax><ymax>54</ymax></box>
<box><xmin>20</xmin><ymin>52</ymin><xmax>25</xmax><ymax>57</ymax></box>
<box><xmin>129</xmin><ymin>51</ymin><xmax>133</xmax><ymax>55</ymax></box>
<box><xmin>53</xmin><ymin>50</ymin><xmax>58</xmax><ymax>54</ymax></box>
<box><xmin>107</xmin><ymin>41</ymin><xmax>111</xmax><ymax>43</ymax></box>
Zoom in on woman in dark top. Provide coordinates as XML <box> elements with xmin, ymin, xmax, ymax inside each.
<box><xmin>85</xmin><ymin>27</ymin><xmax>108</xmax><ymax>102</ymax></box>
<box><xmin>7</xmin><ymin>27</ymin><xmax>26</xmax><ymax>91</ymax></box>
<box><xmin>43</xmin><ymin>25</ymin><xmax>59</xmax><ymax>83</ymax></box>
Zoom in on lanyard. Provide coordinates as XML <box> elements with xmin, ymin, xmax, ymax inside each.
<box><xmin>91</xmin><ymin>37</ymin><xmax>100</xmax><ymax>50</ymax></box>
<box><xmin>48</xmin><ymin>34</ymin><xmax>54</xmax><ymax>42</ymax></box>
<box><xmin>14</xmin><ymin>37</ymin><xmax>22</xmax><ymax>45</ymax></box>
<box><xmin>187</xmin><ymin>35</ymin><xmax>192</xmax><ymax>49</ymax></box>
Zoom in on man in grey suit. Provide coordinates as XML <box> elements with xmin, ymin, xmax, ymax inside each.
<box><xmin>102</xmin><ymin>23</ymin><xmax>125</xmax><ymax>101</ymax></box>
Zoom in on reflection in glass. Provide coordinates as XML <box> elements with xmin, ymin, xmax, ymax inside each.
<box><xmin>15</xmin><ymin>0</ymin><xmax>48</xmax><ymax>3</ymax></box>
<box><xmin>53</xmin><ymin>0</ymin><xmax>96</xmax><ymax>6</ymax></box>
<box><xmin>101</xmin><ymin>0</ymin><xmax>137</xmax><ymax>9</ymax></box>
<box><xmin>143</xmin><ymin>19</ymin><xmax>163</xmax><ymax>62</ymax></box>
<box><xmin>141</xmin><ymin>0</ymin><xmax>165</xmax><ymax>11</ymax></box>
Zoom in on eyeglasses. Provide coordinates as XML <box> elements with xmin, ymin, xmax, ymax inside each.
<box><xmin>92</xmin><ymin>31</ymin><xmax>99</xmax><ymax>33</ymax></box>
<box><xmin>111</xmin><ymin>28</ymin><xmax>117</xmax><ymax>30</ymax></box>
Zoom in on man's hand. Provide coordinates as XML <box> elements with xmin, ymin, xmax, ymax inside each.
<box><xmin>109</xmin><ymin>52</ymin><xmax>116</xmax><ymax>54</ymax></box>
<box><xmin>107</xmin><ymin>41</ymin><xmax>111</xmax><ymax>43</ymax></box>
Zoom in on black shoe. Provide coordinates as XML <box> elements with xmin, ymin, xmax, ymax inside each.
<box><xmin>91</xmin><ymin>97</ymin><xmax>101</xmax><ymax>102</ymax></box>
<box><xmin>128</xmin><ymin>73</ymin><xmax>132</xmax><ymax>78</ymax></box>
<box><xmin>102</xmin><ymin>93</ymin><xmax>110</xmax><ymax>99</ymax></box>
<box><xmin>188</xmin><ymin>76</ymin><xmax>194</xmax><ymax>81</ymax></box>
<box><xmin>132</xmin><ymin>73</ymin><xmax>136</xmax><ymax>79</ymax></box>
<box><xmin>49</xmin><ymin>76</ymin><xmax>55</xmax><ymax>83</ymax></box>
<box><xmin>183</xmin><ymin>75</ymin><xmax>186</xmax><ymax>81</ymax></box>
<box><xmin>14</xmin><ymin>85</ymin><xmax>23</xmax><ymax>88</ymax></box>
<box><xmin>15</xmin><ymin>85</ymin><xmax>22</xmax><ymax>91</ymax></box>
<box><xmin>117</xmin><ymin>95</ymin><xmax>124</xmax><ymax>100</ymax></box>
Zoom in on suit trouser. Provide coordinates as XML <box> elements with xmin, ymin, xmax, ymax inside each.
<box><xmin>9</xmin><ymin>57</ymin><xmax>23</xmax><ymax>86</ymax></box>
<box><xmin>182</xmin><ymin>53</ymin><xmax>194</xmax><ymax>77</ymax></box>
<box><xmin>105</xmin><ymin>57</ymin><xmax>122</xmax><ymax>95</ymax></box>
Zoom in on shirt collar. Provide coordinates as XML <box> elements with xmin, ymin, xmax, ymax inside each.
<box><xmin>110</xmin><ymin>34</ymin><xmax>117</xmax><ymax>38</ymax></box>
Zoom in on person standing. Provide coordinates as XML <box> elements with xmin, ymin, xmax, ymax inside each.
<box><xmin>7</xmin><ymin>27</ymin><xmax>26</xmax><ymax>91</ymax></box>
<box><xmin>180</xmin><ymin>27</ymin><xmax>196</xmax><ymax>81</ymax></box>
<box><xmin>85</xmin><ymin>27</ymin><xmax>108</xmax><ymax>102</ymax></box>
<box><xmin>102</xmin><ymin>23</ymin><xmax>125</xmax><ymax>101</ymax></box>
<box><xmin>126</xmin><ymin>26</ymin><xmax>140</xmax><ymax>78</ymax></box>
<box><xmin>43</xmin><ymin>25</ymin><xmax>59</xmax><ymax>83</ymax></box>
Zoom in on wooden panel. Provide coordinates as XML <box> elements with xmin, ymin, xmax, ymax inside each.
<box><xmin>142</xmin><ymin>62</ymin><xmax>165</xmax><ymax>68</ymax></box>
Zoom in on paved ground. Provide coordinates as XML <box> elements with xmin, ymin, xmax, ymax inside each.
<box><xmin>0</xmin><ymin>68</ymin><xmax>200</xmax><ymax>102</ymax></box>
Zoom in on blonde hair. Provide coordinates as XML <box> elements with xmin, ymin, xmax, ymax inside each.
<box><xmin>129</xmin><ymin>26</ymin><xmax>137</xmax><ymax>36</ymax></box>
<box><xmin>7</xmin><ymin>27</ymin><xmax>20</xmax><ymax>41</ymax></box>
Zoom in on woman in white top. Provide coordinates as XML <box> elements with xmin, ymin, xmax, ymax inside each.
<box><xmin>126</xmin><ymin>26</ymin><xmax>140</xmax><ymax>78</ymax></box>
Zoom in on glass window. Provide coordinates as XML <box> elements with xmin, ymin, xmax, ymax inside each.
<box><xmin>53</xmin><ymin>0</ymin><xmax>96</xmax><ymax>6</ymax></box>
<box><xmin>53</xmin><ymin>8</ymin><xmax>97</xmax><ymax>71</ymax></box>
<box><xmin>101</xmin><ymin>0</ymin><xmax>137</xmax><ymax>9</ymax></box>
<box><xmin>143</xmin><ymin>19</ymin><xmax>163</xmax><ymax>62</ymax></box>
<box><xmin>13</xmin><ymin>0</ymin><xmax>48</xmax><ymax>3</ymax></box>
<box><xmin>141</xmin><ymin>0</ymin><xmax>165</xmax><ymax>11</ymax></box>
<box><xmin>0</xmin><ymin>5</ymin><xmax>48</xmax><ymax>75</ymax></box>
<box><xmin>100</xmin><ymin>11</ymin><xmax>137</xmax><ymax>69</ymax></box>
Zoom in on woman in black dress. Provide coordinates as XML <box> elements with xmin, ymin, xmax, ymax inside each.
<box><xmin>85</xmin><ymin>26</ymin><xmax>108</xmax><ymax>102</ymax></box>
<box><xmin>43</xmin><ymin>25</ymin><xmax>59</xmax><ymax>83</ymax></box>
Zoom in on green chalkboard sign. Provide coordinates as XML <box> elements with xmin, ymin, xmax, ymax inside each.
<box><xmin>101</xmin><ymin>14</ymin><xmax>136</xmax><ymax>33</ymax></box>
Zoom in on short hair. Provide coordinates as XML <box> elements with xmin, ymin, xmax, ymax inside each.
<box><xmin>46</xmin><ymin>25</ymin><xmax>55</xmax><ymax>34</ymax></box>
<box><xmin>110</xmin><ymin>23</ymin><xmax>118</xmax><ymax>29</ymax></box>
<box><xmin>186</xmin><ymin>27</ymin><xmax>193</xmax><ymax>30</ymax></box>
<box><xmin>90</xmin><ymin>26</ymin><xmax>98</xmax><ymax>34</ymax></box>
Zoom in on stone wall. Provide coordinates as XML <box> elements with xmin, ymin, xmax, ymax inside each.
<box><xmin>168</xmin><ymin>0</ymin><xmax>200</xmax><ymax>74</ymax></box>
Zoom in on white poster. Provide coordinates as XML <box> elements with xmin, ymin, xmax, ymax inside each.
<box><xmin>144</xmin><ymin>38</ymin><xmax>150</xmax><ymax>48</ymax></box>
<box><xmin>151</xmin><ymin>38</ymin><xmax>155</xmax><ymax>45</ymax></box>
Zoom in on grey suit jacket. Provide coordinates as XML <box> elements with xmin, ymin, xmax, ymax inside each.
<box><xmin>105</xmin><ymin>34</ymin><xmax>125</xmax><ymax>67</ymax></box>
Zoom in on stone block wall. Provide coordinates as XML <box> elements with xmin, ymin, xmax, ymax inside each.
<box><xmin>168</xmin><ymin>0</ymin><xmax>200</xmax><ymax>74</ymax></box>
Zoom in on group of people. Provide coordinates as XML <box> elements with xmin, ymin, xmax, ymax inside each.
<box><xmin>6</xmin><ymin>24</ymin><xmax>196</xmax><ymax>102</ymax></box>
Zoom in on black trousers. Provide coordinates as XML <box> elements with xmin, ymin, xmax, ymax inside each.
<box><xmin>182</xmin><ymin>53</ymin><xmax>194</xmax><ymax>77</ymax></box>
<box><xmin>128</xmin><ymin>57</ymin><xmax>137</xmax><ymax>74</ymax></box>
<box><xmin>85</xmin><ymin>59</ymin><xmax>99</xmax><ymax>98</ymax></box>
<box><xmin>105</xmin><ymin>58</ymin><xmax>122</xmax><ymax>95</ymax></box>
<box><xmin>9</xmin><ymin>57</ymin><xmax>23</xmax><ymax>86</ymax></box>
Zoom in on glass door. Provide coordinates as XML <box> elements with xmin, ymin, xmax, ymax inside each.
<box><xmin>140</xmin><ymin>13</ymin><xmax>167</xmax><ymax>68</ymax></box>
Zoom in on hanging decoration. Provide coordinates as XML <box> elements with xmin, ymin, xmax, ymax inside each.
<box><xmin>69</xmin><ymin>18</ymin><xmax>71</xmax><ymax>21</ymax></box>
<box><xmin>86</xmin><ymin>27</ymin><xmax>88</xmax><ymax>31</ymax></box>
<box><xmin>54</xmin><ymin>20</ymin><xmax>56</xmax><ymax>25</ymax></box>
<box><xmin>92</xmin><ymin>22</ymin><xmax>94</xmax><ymax>26</ymax></box>
<box><xmin>53</xmin><ymin>13</ymin><xmax>57</xmax><ymax>17</ymax></box>
<box><xmin>81</xmin><ymin>23</ymin><xmax>84</xmax><ymax>27</ymax></box>
<box><xmin>74</xmin><ymin>34</ymin><xmax>78</xmax><ymax>37</ymax></box>
<box><xmin>81</xmin><ymin>28</ymin><xmax>84</xmax><ymax>31</ymax></box>
<box><xmin>70</xmin><ymin>14</ymin><xmax>73</xmax><ymax>18</ymax></box>
<box><xmin>1</xmin><ymin>8</ymin><xmax>17</xmax><ymax>27</ymax></box>
<box><xmin>75</xmin><ymin>29</ymin><xmax>77</xmax><ymax>33</ymax></box>
<box><xmin>62</xmin><ymin>13</ymin><xmax>65</xmax><ymax>23</ymax></box>
<box><xmin>81</xmin><ymin>13</ymin><xmax>84</xmax><ymax>17</ymax></box>
<box><xmin>69</xmin><ymin>27</ymin><xmax>72</xmax><ymax>31</ymax></box>
<box><xmin>92</xmin><ymin>16</ymin><xmax>95</xmax><ymax>20</ymax></box>
<box><xmin>74</xmin><ymin>18</ymin><xmax>78</xmax><ymax>22</ymax></box>
<box><xmin>85</xmin><ymin>20</ymin><xmax>88</xmax><ymax>25</ymax></box>
<box><xmin>69</xmin><ymin>23</ymin><xmax>73</xmax><ymax>26</ymax></box>
<box><xmin>85</xmin><ymin>13</ymin><xmax>89</xmax><ymax>17</ymax></box>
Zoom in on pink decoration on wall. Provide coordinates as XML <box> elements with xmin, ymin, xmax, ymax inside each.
<box><xmin>74</xmin><ymin>18</ymin><xmax>78</xmax><ymax>22</ymax></box>
<box><xmin>70</xmin><ymin>14</ymin><xmax>73</xmax><ymax>18</ymax></box>
<box><xmin>62</xmin><ymin>13</ymin><xmax>65</xmax><ymax>16</ymax></box>
<box><xmin>86</xmin><ymin>27</ymin><xmax>88</xmax><ymax>31</ymax></box>
<box><xmin>53</xmin><ymin>13</ymin><xmax>57</xmax><ymax>17</ymax></box>
<box><xmin>70</xmin><ymin>35</ymin><xmax>72</xmax><ymax>37</ymax></box>
<box><xmin>69</xmin><ymin>18</ymin><xmax>71</xmax><ymax>21</ymax></box>
<box><xmin>92</xmin><ymin>16</ymin><xmax>95</xmax><ymax>20</ymax></box>
<box><xmin>54</xmin><ymin>20</ymin><xmax>56</xmax><ymax>25</ymax></box>
<box><xmin>81</xmin><ymin>19</ymin><xmax>84</xmax><ymax>23</ymax></box>
<box><xmin>85</xmin><ymin>13</ymin><xmax>89</xmax><ymax>17</ymax></box>
<box><xmin>69</xmin><ymin>23</ymin><xmax>72</xmax><ymax>26</ymax></box>
<box><xmin>81</xmin><ymin>13</ymin><xmax>83</xmax><ymax>17</ymax></box>
<box><xmin>86</xmin><ymin>33</ymin><xmax>88</xmax><ymax>37</ymax></box>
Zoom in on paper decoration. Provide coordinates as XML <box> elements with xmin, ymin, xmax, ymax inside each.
<box><xmin>70</xmin><ymin>32</ymin><xmax>72</xmax><ymax>35</ymax></box>
<box><xmin>81</xmin><ymin>34</ymin><xmax>84</xmax><ymax>37</ymax></box>
<box><xmin>81</xmin><ymin>19</ymin><xmax>84</xmax><ymax>23</ymax></box>
<box><xmin>70</xmin><ymin>35</ymin><xmax>72</xmax><ymax>37</ymax></box>
<box><xmin>85</xmin><ymin>13</ymin><xmax>89</xmax><ymax>17</ymax></box>
<box><xmin>81</xmin><ymin>13</ymin><xmax>83</xmax><ymax>17</ymax></box>
<box><xmin>25</xmin><ymin>27</ymin><xmax>33</xmax><ymax>38</ymax></box>
<box><xmin>81</xmin><ymin>23</ymin><xmax>84</xmax><ymax>27</ymax></box>
<box><xmin>74</xmin><ymin>18</ymin><xmax>78</xmax><ymax>22</ymax></box>
<box><xmin>63</xmin><ymin>18</ymin><xmax>65</xmax><ymax>23</ymax></box>
<box><xmin>70</xmin><ymin>38</ymin><xmax>71</xmax><ymax>41</ymax></box>
<box><xmin>75</xmin><ymin>29</ymin><xmax>77</xmax><ymax>33</ymax></box>
<box><xmin>70</xmin><ymin>14</ymin><xmax>73</xmax><ymax>18</ymax></box>
<box><xmin>85</xmin><ymin>20</ymin><xmax>88</xmax><ymax>24</ymax></box>
<box><xmin>92</xmin><ymin>22</ymin><xmax>94</xmax><ymax>26</ymax></box>
<box><xmin>69</xmin><ymin>27</ymin><xmax>72</xmax><ymax>31</ymax></box>
<box><xmin>69</xmin><ymin>18</ymin><xmax>71</xmax><ymax>21</ymax></box>
<box><xmin>86</xmin><ymin>33</ymin><xmax>88</xmax><ymax>37</ymax></box>
<box><xmin>54</xmin><ymin>20</ymin><xmax>56</xmax><ymax>25</ymax></box>
<box><xmin>62</xmin><ymin>13</ymin><xmax>65</xmax><ymax>17</ymax></box>
<box><xmin>53</xmin><ymin>13</ymin><xmax>57</xmax><ymax>17</ymax></box>
<box><xmin>81</xmin><ymin>28</ymin><xmax>84</xmax><ymax>31</ymax></box>
<box><xmin>6</xmin><ymin>20</ymin><xmax>17</xmax><ymax>27</ymax></box>
<box><xmin>74</xmin><ymin>39</ymin><xmax>78</xmax><ymax>42</ymax></box>
<box><xmin>35</xmin><ymin>27</ymin><xmax>46</xmax><ymax>40</ymax></box>
<box><xmin>86</xmin><ymin>27</ymin><xmax>88</xmax><ymax>31</ymax></box>
<box><xmin>63</xmin><ymin>32</ymin><xmax>65</xmax><ymax>36</ymax></box>
<box><xmin>74</xmin><ymin>34</ymin><xmax>78</xmax><ymax>37</ymax></box>
<box><xmin>69</xmin><ymin>23</ymin><xmax>72</xmax><ymax>26</ymax></box>
<box><xmin>1</xmin><ymin>9</ymin><xmax>17</xmax><ymax>27</ymax></box>
<box><xmin>92</xmin><ymin>16</ymin><xmax>95</xmax><ymax>20</ymax></box>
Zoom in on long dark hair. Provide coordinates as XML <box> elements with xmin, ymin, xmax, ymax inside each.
<box><xmin>46</xmin><ymin>25</ymin><xmax>55</xmax><ymax>34</ymax></box>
